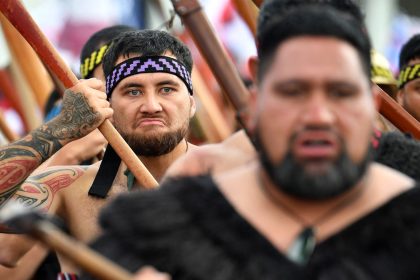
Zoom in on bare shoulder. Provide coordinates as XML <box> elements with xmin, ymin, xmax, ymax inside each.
<box><xmin>163</xmin><ymin>141</ymin><xmax>222</xmax><ymax>179</ymax></box>
<box><xmin>165</xmin><ymin>132</ymin><xmax>256</xmax><ymax>179</ymax></box>
<box><xmin>222</xmin><ymin>130</ymin><xmax>255</xmax><ymax>154</ymax></box>
<box><xmin>10</xmin><ymin>163</ymin><xmax>100</xmax><ymax>213</ymax></box>
<box><xmin>369</xmin><ymin>162</ymin><xmax>415</xmax><ymax>198</ymax></box>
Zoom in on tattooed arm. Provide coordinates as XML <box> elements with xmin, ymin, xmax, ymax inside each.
<box><xmin>0</xmin><ymin>165</ymin><xmax>89</xmax><ymax>266</ymax></box>
<box><xmin>0</xmin><ymin>79</ymin><xmax>112</xmax><ymax>207</ymax></box>
<box><xmin>12</xmin><ymin>166</ymin><xmax>86</xmax><ymax>212</ymax></box>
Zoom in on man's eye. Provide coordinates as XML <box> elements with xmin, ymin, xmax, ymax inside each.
<box><xmin>160</xmin><ymin>87</ymin><xmax>174</xmax><ymax>94</ymax></box>
<box><xmin>277</xmin><ymin>88</ymin><xmax>305</xmax><ymax>97</ymax></box>
<box><xmin>330</xmin><ymin>89</ymin><xmax>355</xmax><ymax>98</ymax></box>
<box><xmin>128</xmin><ymin>89</ymin><xmax>142</xmax><ymax>96</ymax></box>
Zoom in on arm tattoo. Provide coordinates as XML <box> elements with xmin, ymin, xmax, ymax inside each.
<box><xmin>50</xmin><ymin>89</ymin><xmax>101</xmax><ymax>140</ymax></box>
<box><xmin>0</xmin><ymin>90</ymin><xmax>100</xmax><ymax>207</ymax></box>
<box><xmin>12</xmin><ymin>166</ymin><xmax>86</xmax><ymax>212</ymax></box>
<box><xmin>0</xmin><ymin>136</ymin><xmax>61</xmax><ymax>207</ymax></box>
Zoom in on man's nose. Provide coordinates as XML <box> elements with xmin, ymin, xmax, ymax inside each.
<box><xmin>140</xmin><ymin>94</ymin><xmax>163</xmax><ymax>114</ymax></box>
<box><xmin>301</xmin><ymin>94</ymin><xmax>335</xmax><ymax>125</ymax></box>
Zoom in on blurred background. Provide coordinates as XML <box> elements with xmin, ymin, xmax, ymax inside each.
<box><xmin>0</xmin><ymin>0</ymin><xmax>419</xmax><ymax>138</ymax></box>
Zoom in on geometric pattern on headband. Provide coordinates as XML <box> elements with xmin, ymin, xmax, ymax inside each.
<box><xmin>80</xmin><ymin>44</ymin><xmax>109</xmax><ymax>79</ymax></box>
<box><xmin>398</xmin><ymin>63</ymin><xmax>420</xmax><ymax>89</ymax></box>
<box><xmin>105</xmin><ymin>55</ymin><xmax>193</xmax><ymax>97</ymax></box>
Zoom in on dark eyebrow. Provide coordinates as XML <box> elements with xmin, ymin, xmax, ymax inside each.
<box><xmin>119</xmin><ymin>82</ymin><xmax>144</xmax><ymax>90</ymax></box>
<box><xmin>326</xmin><ymin>81</ymin><xmax>359</xmax><ymax>90</ymax></box>
<box><xmin>272</xmin><ymin>80</ymin><xmax>359</xmax><ymax>89</ymax></box>
<box><xmin>156</xmin><ymin>80</ymin><xmax>181</xmax><ymax>87</ymax></box>
<box><xmin>271</xmin><ymin>80</ymin><xmax>309</xmax><ymax>89</ymax></box>
<box><xmin>118</xmin><ymin>80</ymin><xmax>181</xmax><ymax>90</ymax></box>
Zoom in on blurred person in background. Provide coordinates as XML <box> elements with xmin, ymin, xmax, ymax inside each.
<box><xmin>397</xmin><ymin>34</ymin><xmax>420</xmax><ymax>122</ymax></box>
<box><xmin>370</xmin><ymin>49</ymin><xmax>399</xmax><ymax>132</ymax></box>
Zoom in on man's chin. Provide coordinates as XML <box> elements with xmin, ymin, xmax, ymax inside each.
<box><xmin>131</xmin><ymin>131</ymin><xmax>166</xmax><ymax>140</ymax></box>
<box><xmin>299</xmin><ymin>159</ymin><xmax>335</xmax><ymax>174</ymax></box>
<box><xmin>136</xmin><ymin>124</ymin><xmax>167</xmax><ymax>132</ymax></box>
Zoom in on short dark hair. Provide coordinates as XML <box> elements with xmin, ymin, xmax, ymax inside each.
<box><xmin>257</xmin><ymin>0</ymin><xmax>364</xmax><ymax>49</ymax></box>
<box><xmin>399</xmin><ymin>34</ymin><xmax>420</xmax><ymax>69</ymax></box>
<box><xmin>257</xmin><ymin>5</ymin><xmax>371</xmax><ymax>82</ymax></box>
<box><xmin>80</xmin><ymin>25</ymin><xmax>135</xmax><ymax>78</ymax></box>
<box><xmin>102</xmin><ymin>30</ymin><xmax>193</xmax><ymax>78</ymax></box>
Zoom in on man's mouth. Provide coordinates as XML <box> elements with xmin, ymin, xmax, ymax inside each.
<box><xmin>293</xmin><ymin>131</ymin><xmax>339</xmax><ymax>160</ymax></box>
<box><xmin>137</xmin><ymin>118</ymin><xmax>166</xmax><ymax>127</ymax></box>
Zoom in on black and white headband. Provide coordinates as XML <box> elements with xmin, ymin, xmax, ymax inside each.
<box><xmin>106</xmin><ymin>55</ymin><xmax>193</xmax><ymax>97</ymax></box>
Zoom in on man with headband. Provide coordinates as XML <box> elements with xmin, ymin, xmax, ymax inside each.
<box><xmin>0</xmin><ymin>29</ymin><xmax>196</xmax><ymax>278</ymax></box>
<box><xmin>397</xmin><ymin>34</ymin><xmax>420</xmax><ymax>122</ymax></box>
<box><xmin>82</xmin><ymin>6</ymin><xmax>420</xmax><ymax>279</ymax></box>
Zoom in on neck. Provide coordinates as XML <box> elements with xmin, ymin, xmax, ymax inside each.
<box><xmin>258</xmin><ymin>166</ymin><xmax>367</xmax><ymax>225</ymax></box>
<box><xmin>136</xmin><ymin>139</ymin><xmax>189</xmax><ymax>183</ymax></box>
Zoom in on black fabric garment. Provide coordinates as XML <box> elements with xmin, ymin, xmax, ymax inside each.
<box><xmin>374</xmin><ymin>132</ymin><xmax>420</xmax><ymax>180</ymax></box>
<box><xmin>81</xmin><ymin>175</ymin><xmax>420</xmax><ymax>280</ymax></box>
<box><xmin>32</xmin><ymin>251</ymin><xmax>61</xmax><ymax>280</ymax></box>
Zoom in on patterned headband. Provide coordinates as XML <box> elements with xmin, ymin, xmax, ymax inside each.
<box><xmin>80</xmin><ymin>44</ymin><xmax>109</xmax><ymax>79</ymax></box>
<box><xmin>106</xmin><ymin>56</ymin><xmax>193</xmax><ymax>97</ymax></box>
<box><xmin>398</xmin><ymin>63</ymin><xmax>420</xmax><ymax>89</ymax></box>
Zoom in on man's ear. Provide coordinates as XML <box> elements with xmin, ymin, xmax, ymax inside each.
<box><xmin>245</xmin><ymin>85</ymin><xmax>258</xmax><ymax>135</ymax></box>
<box><xmin>396</xmin><ymin>89</ymin><xmax>404</xmax><ymax>105</ymax></box>
<box><xmin>108</xmin><ymin>98</ymin><xmax>115</xmax><ymax>123</ymax></box>
<box><xmin>189</xmin><ymin>95</ymin><xmax>196</xmax><ymax>118</ymax></box>
<box><xmin>248</xmin><ymin>56</ymin><xmax>259</xmax><ymax>84</ymax></box>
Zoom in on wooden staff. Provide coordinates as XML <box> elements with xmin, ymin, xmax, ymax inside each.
<box><xmin>0</xmin><ymin>27</ymin><xmax>30</xmax><ymax>132</ymax></box>
<box><xmin>179</xmin><ymin>32</ymin><xmax>235</xmax><ymax>142</ymax></box>
<box><xmin>192</xmin><ymin>67</ymin><xmax>232</xmax><ymax>142</ymax></box>
<box><xmin>0</xmin><ymin>68</ymin><xmax>30</xmax><ymax>132</ymax></box>
<box><xmin>0</xmin><ymin>205</ymin><xmax>132</xmax><ymax>280</ymax></box>
<box><xmin>377</xmin><ymin>87</ymin><xmax>420</xmax><ymax>138</ymax></box>
<box><xmin>170</xmin><ymin>0</ymin><xmax>251</xmax><ymax>129</ymax></box>
<box><xmin>8</xmin><ymin>58</ymin><xmax>43</xmax><ymax>131</ymax></box>
<box><xmin>0</xmin><ymin>0</ymin><xmax>158</xmax><ymax>188</ymax></box>
<box><xmin>232</xmin><ymin>0</ymin><xmax>258</xmax><ymax>37</ymax></box>
<box><xmin>251</xmin><ymin>0</ymin><xmax>264</xmax><ymax>8</ymax></box>
<box><xmin>0</xmin><ymin>109</ymin><xmax>18</xmax><ymax>142</ymax></box>
<box><xmin>0</xmin><ymin>14</ymin><xmax>52</xmax><ymax>110</ymax></box>
<box><xmin>33</xmin><ymin>221</ymin><xmax>132</xmax><ymax>280</ymax></box>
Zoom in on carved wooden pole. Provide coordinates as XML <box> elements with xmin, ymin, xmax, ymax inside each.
<box><xmin>0</xmin><ymin>205</ymin><xmax>132</xmax><ymax>280</ymax></box>
<box><xmin>0</xmin><ymin>109</ymin><xmax>18</xmax><ymax>142</ymax></box>
<box><xmin>0</xmin><ymin>14</ymin><xmax>52</xmax><ymax>110</ymax></box>
<box><xmin>251</xmin><ymin>0</ymin><xmax>264</xmax><ymax>8</ymax></box>
<box><xmin>0</xmin><ymin>68</ymin><xmax>29</xmax><ymax>132</ymax></box>
<box><xmin>377</xmin><ymin>87</ymin><xmax>420</xmax><ymax>138</ymax></box>
<box><xmin>232</xmin><ymin>0</ymin><xmax>258</xmax><ymax>37</ymax></box>
<box><xmin>170</xmin><ymin>0</ymin><xmax>251</xmax><ymax>130</ymax></box>
<box><xmin>8</xmin><ymin>58</ymin><xmax>43</xmax><ymax>130</ymax></box>
<box><xmin>192</xmin><ymin>67</ymin><xmax>232</xmax><ymax>142</ymax></box>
